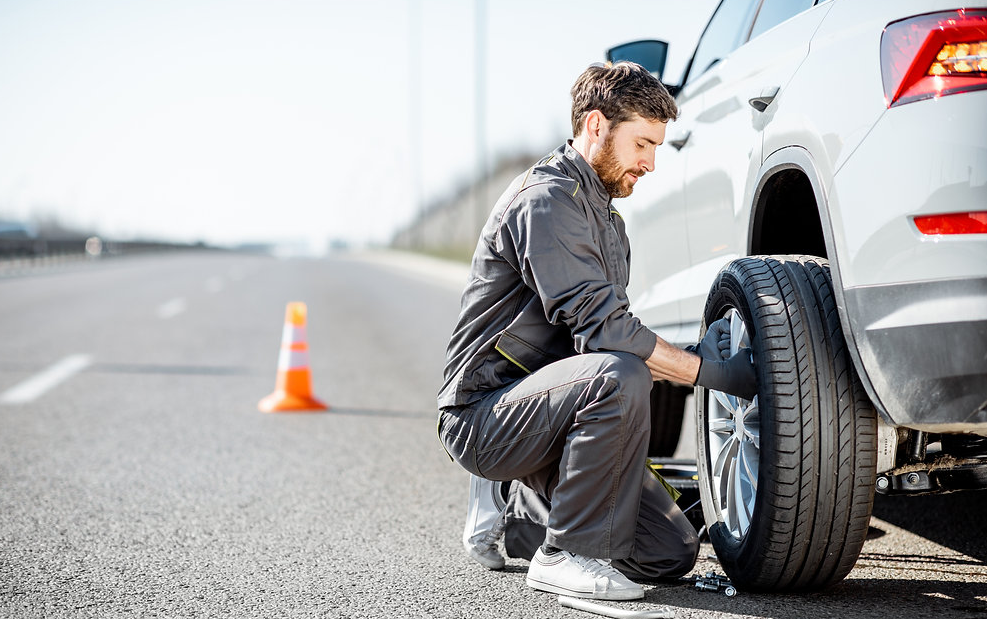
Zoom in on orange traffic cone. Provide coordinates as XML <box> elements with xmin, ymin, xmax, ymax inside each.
<box><xmin>258</xmin><ymin>302</ymin><xmax>329</xmax><ymax>412</ymax></box>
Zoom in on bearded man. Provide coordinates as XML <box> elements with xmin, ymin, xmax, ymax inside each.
<box><xmin>437</xmin><ymin>62</ymin><xmax>757</xmax><ymax>601</ymax></box>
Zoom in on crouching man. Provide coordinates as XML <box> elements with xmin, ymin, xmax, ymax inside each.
<box><xmin>437</xmin><ymin>62</ymin><xmax>757</xmax><ymax>601</ymax></box>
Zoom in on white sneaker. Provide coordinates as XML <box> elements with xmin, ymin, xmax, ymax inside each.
<box><xmin>526</xmin><ymin>548</ymin><xmax>644</xmax><ymax>600</ymax></box>
<box><xmin>463</xmin><ymin>475</ymin><xmax>507</xmax><ymax>570</ymax></box>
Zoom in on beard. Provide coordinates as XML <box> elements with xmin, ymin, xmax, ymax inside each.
<box><xmin>592</xmin><ymin>134</ymin><xmax>644</xmax><ymax>199</ymax></box>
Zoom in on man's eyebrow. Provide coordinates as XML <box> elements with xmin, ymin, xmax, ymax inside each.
<box><xmin>638</xmin><ymin>136</ymin><xmax>659</xmax><ymax>145</ymax></box>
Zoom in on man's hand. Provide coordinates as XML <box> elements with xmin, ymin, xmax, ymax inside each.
<box><xmin>694</xmin><ymin>349</ymin><xmax>758</xmax><ymax>400</ymax></box>
<box><xmin>693</xmin><ymin>317</ymin><xmax>732</xmax><ymax>361</ymax></box>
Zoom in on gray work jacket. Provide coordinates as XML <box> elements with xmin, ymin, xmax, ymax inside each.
<box><xmin>437</xmin><ymin>142</ymin><xmax>657</xmax><ymax>409</ymax></box>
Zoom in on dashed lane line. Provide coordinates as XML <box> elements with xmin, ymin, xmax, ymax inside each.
<box><xmin>0</xmin><ymin>354</ymin><xmax>94</xmax><ymax>405</ymax></box>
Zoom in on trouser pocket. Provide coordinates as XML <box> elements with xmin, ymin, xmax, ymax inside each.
<box><xmin>438</xmin><ymin>408</ymin><xmax>481</xmax><ymax>477</ymax></box>
<box><xmin>474</xmin><ymin>394</ymin><xmax>551</xmax><ymax>480</ymax></box>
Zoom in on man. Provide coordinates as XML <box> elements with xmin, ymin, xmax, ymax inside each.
<box><xmin>438</xmin><ymin>62</ymin><xmax>756</xmax><ymax>601</ymax></box>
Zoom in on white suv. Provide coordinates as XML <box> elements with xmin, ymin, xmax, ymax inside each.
<box><xmin>609</xmin><ymin>0</ymin><xmax>987</xmax><ymax>592</ymax></box>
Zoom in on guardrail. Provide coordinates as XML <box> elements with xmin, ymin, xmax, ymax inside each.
<box><xmin>0</xmin><ymin>237</ymin><xmax>216</xmax><ymax>274</ymax></box>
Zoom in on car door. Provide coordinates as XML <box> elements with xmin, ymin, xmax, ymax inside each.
<box><xmin>678</xmin><ymin>0</ymin><xmax>831</xmax><ymax>336</ymax></box>
<box><xmin>621</xmin><ymin>0</ymin><xmax>759</xmax><ymax>345</ymax></box>
<box><xmin>622</xmin><ymin>0</ymin><xmax>762</xmax><ymax>345</ymax></box>
<box><xmin>620</xmin><ymin>114</ymin><xmax>692</xmax><ymax>344</ymax></box>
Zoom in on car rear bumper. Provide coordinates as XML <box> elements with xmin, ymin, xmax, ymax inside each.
<box><xmin>843</xmin><ymin>277</ymin><xmax>987</xmax><ymax>433</ymax></box>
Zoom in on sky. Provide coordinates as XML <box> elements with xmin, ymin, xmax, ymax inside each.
<box><xmin>0</xmin><ymin>0</ymin><xmax>717</xmax><ymax>252</ymax></box>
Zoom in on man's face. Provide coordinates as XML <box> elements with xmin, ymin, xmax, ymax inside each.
<box><xmin>590</xmin><ymin>115</ymin><xmax>667</xmax><ymax>199</ymax></box>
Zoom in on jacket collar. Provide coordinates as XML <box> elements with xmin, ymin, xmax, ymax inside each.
<box><xmin>561</xmin><ymin>141</ymin><xmax>611</xmax><ymax>210</ymax></box>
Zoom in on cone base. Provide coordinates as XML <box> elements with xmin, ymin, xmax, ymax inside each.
<box><xmin>258</xmin><ymin>390</ymin><xmax>329</xmax><ymax>413</ymax></box>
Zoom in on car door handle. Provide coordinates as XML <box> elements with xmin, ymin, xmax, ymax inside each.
<box><xmin>748</xmin><ymin>86</ymin><xmax>780</xmax><ymax>112</ymax></box>
<box><xmin>668</xmin><ymin>130</ymin><xmax>691</xmax><ymax>151</ymax></box>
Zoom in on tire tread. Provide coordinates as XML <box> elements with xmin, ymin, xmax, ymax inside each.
<box><xmin>697</xmin><ymin>255</ymin><xmax>877</xmax><ymax>592</ymax></box>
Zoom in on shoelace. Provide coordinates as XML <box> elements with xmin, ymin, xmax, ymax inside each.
<box><xmin>567</xmin><ymin>552</ymin><xmax>622</xmax><ymax>581</ymax></box>
<box><xmin>478</xmin><ymin>513</ymin><xmax>506</xmax><ymax>550</ymax></box>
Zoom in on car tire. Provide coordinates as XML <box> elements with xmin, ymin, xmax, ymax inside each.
<box><xmin>696</xmin><ymin>255</ymin><xmax>878</xmax><ymax>591</ymax></box>
<box><xmin>648</xmin><ymin>381</ymin><xmax>688</xmax><ymax>457</ymax></box>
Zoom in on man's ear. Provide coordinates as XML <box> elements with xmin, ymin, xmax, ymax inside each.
<box><xmin>584</xmin><ymin>110</ymin><xmax>608</xmax><ymax>144</ymax></box>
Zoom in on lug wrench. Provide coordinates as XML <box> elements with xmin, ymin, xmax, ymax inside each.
<box><xmin>559</xmin><ymin>596</ymin><xmax>675</xmax><ymax>618</ymax></box>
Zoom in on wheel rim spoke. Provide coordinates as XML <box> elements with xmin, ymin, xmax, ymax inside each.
<box><xmin>714</xmin><ymin>389</ymin><xmax>734</xmax><ymax>411</ymax></box>
<box><xmin>716</xmin><ymin>436</ymin><xmax>739</xmax><ymax>516</ymax></box>
<box><xmin>724</xmin><ymin>460</ymin><xmax>738</xmax><ymax>532</ymax></box>
<box><xmin>728</xmin><ymin>309</ymin><xmax>748</xmax><ymax>356</ymax></box>
<box><xmin>713</xmin><ymin>433</ymin><xmax>737</xmax><ymax>483</ymax></box>
<box><xmin>739</xmin><ymin>437</ymin><xmax>758</xmax><ymax>494</ymax></box>
<box><xmin>709</xmin><ymin>416</ymin><xmax>734</xmax><ymax>435</ymax></box>
<box><xmin>731</xmin><ymin>454</ymin><xmax>752</xmax><ymax>533</ymax></box>
<box><xmin>744</xmin><ymin>400</ymin><xmax>760</xmax><ymax>449</ymax></box>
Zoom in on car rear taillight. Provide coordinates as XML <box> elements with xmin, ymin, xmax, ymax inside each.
<box><xmin>913</xmin><ymin>211</ymin><xmax>987</xmax><ymax>235</ymax></box>
<box><xmin>881</xmin><ymin>9</ymin><xmax>987</xmax><ymax>107</ymax></box>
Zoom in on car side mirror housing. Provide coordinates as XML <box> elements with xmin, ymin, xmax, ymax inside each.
<box><xmin>606</xmin><ymin>40</ymin><xmax>680</xmax><ymax>97</ymax></box>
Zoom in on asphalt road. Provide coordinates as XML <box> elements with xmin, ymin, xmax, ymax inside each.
<box><xmin>1</xmin><ymin>250</ymin><xmax>985</xmax><ymax>618</ymax></box>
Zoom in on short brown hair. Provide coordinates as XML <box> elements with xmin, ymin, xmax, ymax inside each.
<box><xmin>570</xmin><ymin>62</ymin><xmax>678</xmax><ymax>136</ymax></box>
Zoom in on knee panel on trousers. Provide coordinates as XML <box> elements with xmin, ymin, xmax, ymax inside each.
<box><xmin>595</xmin><ymin>352</ymin><xmax>653</xmax><ymax>429</ymax></box>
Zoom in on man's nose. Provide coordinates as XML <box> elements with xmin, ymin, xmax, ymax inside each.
<box><xmin>641</xmin><ymin>152</ymin><xmax>655</xmax><ymax>173</ymax></box>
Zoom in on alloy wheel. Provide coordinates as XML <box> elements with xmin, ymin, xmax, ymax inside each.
<box><xmin>706</xmin><ymin>308</ymin><xmax>759</xmax><ymax>540</ymax></box>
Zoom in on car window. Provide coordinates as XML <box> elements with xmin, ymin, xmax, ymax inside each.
<box><xmin>748</xmin><ymin>0</ymin><xmax>816</xmax><ymax>40</ymax></box>
<box><xmin>685</xmin><ymin>0</ymin><xmax>761</xmax><ymax>85</ymax></box>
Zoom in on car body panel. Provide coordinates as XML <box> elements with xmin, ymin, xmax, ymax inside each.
<box><xmin>832</xmin><ymin>92</ymin><xmax>987</xmax><ymax>287</ymax></box>
<box><xmin>626</xmin><ymin>0</ymin><xmax>833</xmax><ymax>339</ymax></box>
<box><xmin>680</xmin><ymin>3</ymin><xmax>833</xmax><ymax>320</ymax></box>
<box><xmin>621</xmin><ymin>146</ymin><xmax>690</xmax><ymax>335</ymax></box>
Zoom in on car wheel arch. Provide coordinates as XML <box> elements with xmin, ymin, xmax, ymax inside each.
<box><xmin>746</xmin><ymin>146</ymin><xmax>892</xmax><ymax>425</ymax></box>
<box><xmin>748</xmin><ymin>148</ymin><xmax>831</xmax><ymax>259</ymax></box>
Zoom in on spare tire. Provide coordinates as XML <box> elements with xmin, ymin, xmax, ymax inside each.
<box><xmin>696</xmin><ymin>255</ymin><xmax>877</xmax><ymax>591</ymax></box>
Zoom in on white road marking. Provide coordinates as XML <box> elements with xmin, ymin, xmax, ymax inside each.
<box><xmin>157</xmin><ymin>297</ymin><xmax>187</xmax><ymax>319</ymax></box>
<box><xmin>0</xmin><ymin>354</ymin><xmax>94</xmax><ymax>405</ymax></box>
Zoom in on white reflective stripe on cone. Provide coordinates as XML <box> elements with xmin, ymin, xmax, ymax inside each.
<box><xmin>282</xmin><ymin>324</ymin><xmax>307</xmax><ymax>344</ymax></box>
<box><xmin>278</xmin><ymin>347</ymin><xmax>310</xmax><ymax>370</ymax></box>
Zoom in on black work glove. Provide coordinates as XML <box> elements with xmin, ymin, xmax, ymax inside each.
<box><xmin>693</xmin><ymin>317</ymin><xmax>732</xmax><ymax>361</ymax></box>
<box><xmin>695</xmin><ymin>348</ymin><xmax>758</xmax><ymax>401</ymax></box>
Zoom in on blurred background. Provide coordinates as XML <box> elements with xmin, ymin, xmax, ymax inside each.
<box><xmin>0</xmin><ymin>0</ymin><xmax>716</xmax><ymax>262</ymax></box>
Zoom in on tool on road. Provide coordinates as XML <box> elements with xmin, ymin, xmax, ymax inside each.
<box><xmin>258</xmin><ymin>302</ymin><xmax>329</xmax><ymax>412</ymax></box>
<box><xmin>683</xmin><ymin>571</ymin><xmax>737</xmax><ymax>597</ymax></box>
<box><xmin>558</xmin><ymin>596</ymin><xmax>674</xmax><ymax>618</ymax></box>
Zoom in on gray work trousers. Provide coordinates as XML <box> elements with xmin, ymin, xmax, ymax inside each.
<box><xmin>438</xmin><ymin>352</ymin><xmax>698</xmax><ymax>576</ymax></box>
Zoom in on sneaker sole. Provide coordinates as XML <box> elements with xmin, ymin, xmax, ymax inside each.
<box><xmin>465</xmin><ymin>543</ymin><xmax>505</xmax><ymax>570</ymax></box>
<box><xmin>525</xmin><ymin>575</ymin><xmax>643</xmax><ymax>601</ymax></box>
